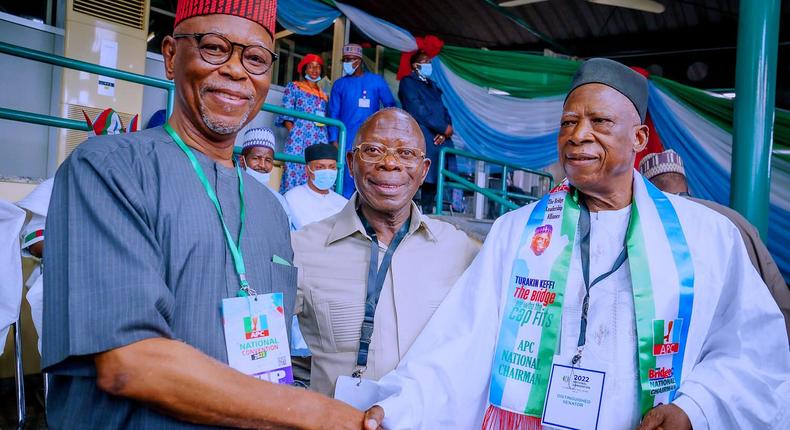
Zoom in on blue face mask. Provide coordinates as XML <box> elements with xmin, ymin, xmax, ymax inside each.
<box><xmin>311</xmin><ymin>168</ymin><xmax>338</xmax><ymax>191</ymax></box>
<box><xmin>305</xmin><ymin>74</ymin><xmax>322</xmax><ymax>83</ymax></box>
<box><xmin>343</xmin><ymin>61</ymin><xmax>358</xmax><ymax>76</ymax></box>
<box><xmin>418</xmin><ymin>63</ymin><xmax>433</xmax><ymax>78</ymax></box>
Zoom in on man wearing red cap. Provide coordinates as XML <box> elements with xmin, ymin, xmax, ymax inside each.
<box><xmin>276</xmin><ymin>53</ymin><xmax>330</xmax><ymax>193</ymax></box>
<box><xmin>42</xmin><ymin>1</ymin><xmax>366</xmax><ymax>428</ymax></box>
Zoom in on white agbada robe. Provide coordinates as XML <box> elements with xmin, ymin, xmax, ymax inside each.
<box><xmin>16</xmin><ymin>178</ymin><xmax>53</xmax><ymax>350</ymax></box>
<box><xmin>0</xmin><ymin>200</ymin><xmax>26</xmax><ymax>353</ymax></box>
<box><xmin>284</xmin><ymin>183</ymin><xmax>347</xmax><ymax>230</ymax></box>
<box><xmin>374</xmin><ymin>192</ymin><xmax>790</xmax><ymax>429</ymax></box>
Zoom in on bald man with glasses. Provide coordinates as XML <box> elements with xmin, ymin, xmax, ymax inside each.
<box><xmin>292</xmin><ymin>108</ymin><xmax>480</xmax><ymax>401</ymax></box>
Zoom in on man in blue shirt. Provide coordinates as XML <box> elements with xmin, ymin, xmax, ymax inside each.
<box><xmin>327</xmin><ymin>43</ymin><xmax>397</xmax><ymax>198</ymax></box>
<box><xmin>42</xmin><ymin>1</ymin><xmax>367</xmax><ymax>428</ymax></box>
<box><xmin>398</xmin><ymin>51</ymin><xmax>455</xmax><ymax>214</ymax></box>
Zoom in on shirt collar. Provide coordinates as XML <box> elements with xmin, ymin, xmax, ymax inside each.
<box><xmin>412</xmin><ymin>70</ymin><xmax>429</xmax><ymax>83</ymax></box>
<box><xmin>327</xmin><ymin>193</ymin><xmax>437</xmax><ymax>245</ymax></box>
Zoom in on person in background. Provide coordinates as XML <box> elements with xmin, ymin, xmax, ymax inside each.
<box><xmin>16</xmin><ymin>178</ymin><xmax>49</xmax><ymax>351</ymax></box>
<box><xmin>293</xmin><ymin>108</ymin><xmax>479</xmax><ymax>400</ymax></box>
<box><xmin>241</xmin><ymin>127</ymin><xmax>296</xmax><ymax>230</ymax></box>
<box><xmin>146</xmin><ymin>108</ymin><xmax>168</xmax><ymax>129</ymax></box>
<box><xmin>327</xmin><ymin>43</ymin><xmax>397</xmax><ymax>199</ymax></box>
<box><xmin>0</xmin><ymin>200</ymin><xmax>25</xmax><ymax>357</ymax></box>
<box><xmin>639</xmin><ymin>149</ymin><xmax>790</xmax><ymax>340</ymax></box>
<box><xmin>18</xmin><ymin>108</ymin><xmax>136</xmax><ymax>351</ymax></box>
<box><xmin>277</xmin><ymin>53</ymin><xmax>330</xmax><ymax>193</ymax></box>
<box><xmin>398</xmin><ymin>50</ymin><xmax>455</xmax><ymax>214</ymax></box>
<box><xmin>42</xmin><ymin>1</ymin><xmax>366</xmax><ymax>427</ymax></box>
<box><xmin>284</xmin><ymin>143</ymin><xmax>348</xmax><ymax>230</ymax></box>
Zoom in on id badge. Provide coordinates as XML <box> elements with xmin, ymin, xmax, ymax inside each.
<box><xmin>358</xmin><ymin>98</ymin><xmax>371</xmax><ymax>108</ymax></box>
<box><xmin>334</xmin><ymin>375</ymin><xmax>379</xmax><ymax>410</ymax></box>
<box><xmin>222</xmin><ymin>293</ymin><xmax>294</xmax><ymax>385</ymax></box>
<box><xmin>315</xmin><ymin>109</ymin><xmax>326</xmax><ymax>127</ymax></box>
<box><xmin>541</xmin><ymin>355</ymin><xmax>606</xmax><ymax>430</ymax></box>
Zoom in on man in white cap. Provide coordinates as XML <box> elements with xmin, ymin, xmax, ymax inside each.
<box><xmin>327</xmin><ymin>43</ymin><xmax>397</xmax><ymax>198</ymax></box>
<box><xmin>640</xmin><ymin>149</ymin><xmax>790</xmax><ymax>340</ymax></box>
<box><xmin>241</xmin><ymin>126</ymin><xmax>295</xmax><ymax>230</ymax></box>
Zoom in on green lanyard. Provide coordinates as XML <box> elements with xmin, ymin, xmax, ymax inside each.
<box><xmin>164</xmin><ymin>124</ymin><xmax>253</xmax><ymax>297</ymax></box>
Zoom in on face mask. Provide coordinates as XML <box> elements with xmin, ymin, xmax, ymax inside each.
<box><xmin>305</xmin><ymin>74</ymin><xmax>322</xmax><ymax>83</ymax></box>
<box><xmin>246</xmin><ymin>168</ymin><xmax>271</xmax><ymax>187</ymax></box>
<box><xmin>343</xmin><ymin>61</ymin><xmax>358</xmax><ymax>76</ymax></box>
<box><xmin>311</xmin><ymin>168</ymin><xmax>338</xmax><ymax>191</ymax></box>
<box><xmin>418</xmin><ymin>63</ymin><xmax>433</xmax><ymax>78</ymax></box>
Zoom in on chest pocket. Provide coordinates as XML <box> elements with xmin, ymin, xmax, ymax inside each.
<box><xmin>309</xmin><ymin>288</ymin><xmax>365</xmax><ymax>353</ymax></box>
<box><xmin>302</xmin><ymin>256</ymin><xmax>367</xmax><ymax>354</ymax></box>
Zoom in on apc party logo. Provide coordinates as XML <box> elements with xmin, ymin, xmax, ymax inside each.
<box><xmin>653</xmin><ymin>319</ymin><xmax>683</xmax><ymax>356</ymax></box>
<box><xmin>244</xmin><ymin>314</ymin><xmax>270</xmax><ymax>340</ymax></box>
<box><xmin>530</xmin><ymin>225</ymin><xmax>553</xmax><ymax>256</ymax></box>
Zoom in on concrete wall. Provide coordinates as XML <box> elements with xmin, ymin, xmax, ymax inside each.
<box><xmin>0</xmin><ymin>14</ymin><xmax>63</xmax><ymax>180</ymax></box>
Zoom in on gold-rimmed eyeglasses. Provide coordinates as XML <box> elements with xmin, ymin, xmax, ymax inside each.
<box><xmin>354</xmin><ymin>142</ymin><xmax>426</xmax><ymax>167</ymax></box>
<box><xmin>172</xmin><ymin>32</ymin><xmax>278</xmax><ymax>75</ymax></box>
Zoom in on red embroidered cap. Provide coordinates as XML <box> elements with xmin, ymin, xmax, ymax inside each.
<box><xmin>174</xmin><ymin>0</ymin><xmax>277</xmax><ymax>36</ymax></box>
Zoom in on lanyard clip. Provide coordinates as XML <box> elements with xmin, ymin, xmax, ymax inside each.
<box><xmin>571</xmin><ymin>347</ymin><xmax>584</xmax><ymax>366</ymax></box>
<box><xmin>352</xmin><ymin>366</ymin><xmax>367</xmax><ymax>385</ymax></box>
<box><xmin>236</xmin><ymin>275</ymin><xmax>257</xmax><ymax>297</ymax></box>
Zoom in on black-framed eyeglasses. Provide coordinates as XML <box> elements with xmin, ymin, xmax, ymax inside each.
<box><xmin>173</xmin><ymin>32</ymin><xmax>278</xmax><ymax>75</ymax></box>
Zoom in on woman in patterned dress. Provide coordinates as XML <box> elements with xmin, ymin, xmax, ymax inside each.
<box><xmin>277</xmin><ymin>54</ymin><xmax>330</xmax><ymax>193</ymax></box>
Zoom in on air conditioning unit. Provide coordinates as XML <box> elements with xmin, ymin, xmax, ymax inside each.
<box><xmin>56</xmin><ymin>0</ymin><xmax>149</xmax><ymax>164</ymax></box>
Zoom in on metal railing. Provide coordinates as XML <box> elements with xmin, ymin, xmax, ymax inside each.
<box><xmin>435</xmin><ymin>147</ymin><xmax>554</xmax><ymax>217</ymax></box>
<box><xmin>0</xmin><ymin>41</ymin><xmax>347</xmax><ymax>193</ymax></box>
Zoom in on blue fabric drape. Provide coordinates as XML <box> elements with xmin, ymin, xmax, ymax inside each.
<box><xmin>432</xmin><ymin>60</ymin><xmax>559</xmax><ymax>169</ymax></box>
<box><xmin>648</xmin><ymin>83</ymin><xmax>790</xmax><ymax>282</ymax></box>
<box><xmin>277</xmin><ymin>0</ymin><xmax>340</xmax><ymax>36</ymax></box>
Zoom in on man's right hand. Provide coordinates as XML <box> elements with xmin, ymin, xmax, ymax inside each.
<box><xmin>363</xmin><ymin>405</ymin><xmax>385</xmax><ymax>430</ymax></box>
<box><xmin>93</xmin><ymin>338</ymin><xmax>372</xmax><ymax>430</ymax></box>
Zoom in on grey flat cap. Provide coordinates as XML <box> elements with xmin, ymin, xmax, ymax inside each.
<box><xmin>566</xmin><ymin>58</ymin><xmax>649</xmax><ymax>123</ymax></box>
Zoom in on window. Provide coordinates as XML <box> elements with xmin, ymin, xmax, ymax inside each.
<box><xmin>0</xmin><ymin>0</ymin><xmax>57</xmax><ymax>26</ymax></box>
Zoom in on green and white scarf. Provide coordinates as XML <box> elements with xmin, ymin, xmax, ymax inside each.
<box><xmin>483</xmin><ymin>173</ymin><xmax>695</xmax><ymax>429</ymax></box>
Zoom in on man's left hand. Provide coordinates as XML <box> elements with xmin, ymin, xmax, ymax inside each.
<box><xmin>637</xmin><ymin>404</ymin><xmax>691</xmax><ymax>430</ymax></box>
<box><xmin>444</xmin><ymin>124</ymin><xmax>453</xmax><ymax>138</ymax></box>
<box><xmin>363</xmin><ymin>405</ymin><xmax>384</xmax><ymax>430</ymax></box>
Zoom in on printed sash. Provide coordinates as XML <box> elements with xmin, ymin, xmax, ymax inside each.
<box><xmin>483</xmin><ymin>173</ymin><xmax>695</xmax><ymax>427</ymax></box>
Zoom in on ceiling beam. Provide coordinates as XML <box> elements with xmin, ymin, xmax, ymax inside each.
<box><xmin>481</xmin><ymin>0</ymin><xmax>571</xmax><ymax>54</ymax></box>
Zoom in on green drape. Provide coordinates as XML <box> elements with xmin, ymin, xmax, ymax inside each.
<box><xmin>651</xmin><ymin>76</ymin><xmax>790</xmax><ymax>158</ymax></box>
<box><xmin>438</xmin><ymin>45</ymin><xmax>580</xmax><ymax>98</ymax></box>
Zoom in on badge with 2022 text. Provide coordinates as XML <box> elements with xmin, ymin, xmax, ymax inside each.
<box><xmin>541</xmin><ymin>357</ymin><xmax>606</xmax><ymax>430</ymax></box>
<box><xmin>222</xmin><ymin>293</ymin><xmax>294</xmax><ymax>385</ymax></box>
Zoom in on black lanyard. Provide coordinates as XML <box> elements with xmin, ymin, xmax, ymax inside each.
<box><xmin>353</xmin><ymin>208</ymin><xmax>412</xmax><ymax>377</ymax></box>
<box><xmin>572</xmin><ymin>202</ymin><xmax>628</xmax><ymax>364</ymax></box>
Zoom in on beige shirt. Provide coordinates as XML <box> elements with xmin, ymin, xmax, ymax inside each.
<box><xmin>293</xmin><ymin>195</ymin><xmax>480</xmax><ymax>396</ymax></box>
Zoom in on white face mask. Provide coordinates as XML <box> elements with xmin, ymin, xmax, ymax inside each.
<box><xmin>246</xmin><ymin>168</ymin><xmax>271</xmax><ymax>188</ymax></box>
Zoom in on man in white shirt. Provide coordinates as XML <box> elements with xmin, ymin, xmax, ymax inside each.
<box><xmin>284</xmin><ymin>143</ymin><xmax>348</xmax><ymax>229</ymax></box>
<box><xmin>241</xmin><ymin>127</ymin><xmax>296</xmax><ymax>230</ymax></box>
<box><xmin>361</xmin><ymin>58</ymin><xmax>790</xmax><ymax>430</ymax></box>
